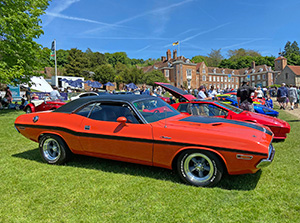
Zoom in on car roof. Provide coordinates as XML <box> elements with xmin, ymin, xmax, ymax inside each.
<box><xmin>54</xmin><ymin>94</ymin><xmax>155</xmax><ymax>113</ymax></box>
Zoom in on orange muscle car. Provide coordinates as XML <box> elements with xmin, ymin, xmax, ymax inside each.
<box><xmin>14</xmin><ymin>95</ymin><xmax>275</xmax><ymax>187</ymax></box>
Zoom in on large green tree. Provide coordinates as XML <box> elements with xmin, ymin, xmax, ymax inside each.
<box><xmin>206</xmin><ymin>49</ymin><xmax>224</xmax><ymax>67</ymax></box>
<box><xmin>142</xmin><ymin>70</ymin><xmax>167</xmax><ymax>86</ymax></box>
<box><xmin>93</xmin><ymin>64</ymin><xmax>115</xmax><ymax>84</ymax></box>
<box><xmin>227</xmin><ymin>48</ymin><xmax>261</xmax><ymax>61</ymax></box>
<box><xmin>65</xmin><ymin>48</ymin><xmax>88</xmax><ymax>77</ymax></box>
<box><xmin>0</xmin><ymin>0</ymin><xmax>50</xmax><ymax>84</ymax></box>
<box><xmin>105</xmin><ymin>52</ymin><xmax>129</xmax><ymax>67</ymax></box>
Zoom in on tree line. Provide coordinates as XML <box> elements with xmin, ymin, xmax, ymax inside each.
<box><xmin>1</xmin><ymin>0</ymin><xmax>300</xmax><ymax>87</ymax></box>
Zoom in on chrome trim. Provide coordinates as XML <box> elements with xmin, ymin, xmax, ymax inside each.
<box><xmin>14</xmin><ymin>125</ymin><xmax>20</xmax><ymax>133</ymax></box>
<box><xmin>236</xmin><ymin>154</ymin><xmax>253</xmax><ymax>160</ymax></box>
<box><xmin>256</xmin><ymin>144</ymin><xmax>275</xmax><ymax>168</ymax></box>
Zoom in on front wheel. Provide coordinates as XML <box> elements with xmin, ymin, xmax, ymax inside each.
<box><xmin>25</xmin><ymin>107</ymin><xmax>32</xmax><ymax>113</ymax></box>
<box><xmin>177</xmin><ymin>150</ymin><xmax>223</xmax><ymax>187</ymax></box>
<box><xmin>39</xmin><ymin>134</ymin><xmax>71</xmax><ymax>164</ymax></box>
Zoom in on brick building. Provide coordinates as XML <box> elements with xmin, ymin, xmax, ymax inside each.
<box><xmin>143</xmin><ymin>49</ymin><xmax>276</xmax><ymax>90</ymax></box>
<box><xmin>274</xmin><ymin>56</ymin><xmax>300</xmax><ymax>86</ymax></box>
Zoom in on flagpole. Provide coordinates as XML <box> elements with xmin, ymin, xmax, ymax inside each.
<box><xmin>178</xmin><ymin>41</ymin><xmax>180</xmax><ymax>58</ymax></box>
<box><xmin>54</xmin><ymin>39</ymin><xmax>57</xmax><ymax>87</ymax></box>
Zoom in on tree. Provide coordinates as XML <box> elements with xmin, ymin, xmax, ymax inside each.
<box><xmin>206</xmin><ymin>49</ymin><xmax>223</xmax><ymax>67</ymax></box>
<box><xmin>191</xmin><ymin>55</ymin><xmax>207</xmax><ymax>64</ymax></box>
<box><xmin>282</xmin><ymin>41</ymin><xmax>300</xmax><ymax>65</ymax></box>
<box><xmin>227</xmin><ymin>48</ymin><xmax>261</xmax><ymax>61</ymax></box>
<box><xmin>0</xmin><ymin>0</ymin><xmax>50</xmax><ymax>84</ymax></box>
<box><xmin>65</xmin><ymin>48</ymin><xmax>88</xmax><ymax>76</ymax></box>
<box><xmin>86</xmin><ymin>48</ymin><xmax>106</xmax><ymax>69</ymax></box>
<box><xmin>142</xmin><ymin>70</ymin><xmax>167</xmax><ymax>86</ymax></box>
<box><xmin>93</xmin><ymin>64</ymin><xmax>115</xmax><ymax>84</ymax></box>
<box><xmin>105</xmin><ymin>52</ymin><xmax>129</xmax><ymax>67</ymax></box>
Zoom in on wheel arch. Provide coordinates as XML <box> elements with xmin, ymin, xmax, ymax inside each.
<box><xmin>24</xmin><ymin>104</ymin><xmax>35</xmax><ymax>112</ymax></box>
<box><xmin>38</xmin><ymin>132</ymin><xmax>69</xmax><ymax>149</ymax></box>
<box><xmin>171</xmin><ymin>147</ymin><xmax>228</xmax><ymax>174</ymax></box>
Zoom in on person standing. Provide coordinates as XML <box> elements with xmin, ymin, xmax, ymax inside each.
<box><xmin>288</xmin><ymin>84</ymin><xmax>298</xmax><ymax>110</ymax></box>
<box><xmin>25</xmin><ymin>87</ymin><xmax>31</xmax><ymax>103</ymax></box>
<box><xmin>4</xmin><ymin>86</ymin><xmax>13</xmax><ymax>104</ymax></box>
<box><xmin>140</xmin><ymin>84</ymin><xmax>150</xmax><ymax>95</ymax></box>
<box><xmin>236</xmin><ymin>79</ymin><xmax>255</xmax><ymax>112</ymax></box>
<box><xmin>255</xmin><ymin>86</ymin><xmax>264</xmax><ymax>99</ymax></box>
<box><xmin>277</xmin><ymin>83</ymin><xmax>288</xmax><ymax>110</ymax></box>
<box><xmin>50</xmin><ymin>86</ymin><xmax>61</xmax><ymax>100</ymax></box>
<box><xmin>208</xmin><ymin>86</ymin><xmax>217</xmax><ymax>99</ymax></box>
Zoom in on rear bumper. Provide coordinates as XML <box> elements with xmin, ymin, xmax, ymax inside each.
<box><xmin>256</xmin><ymin>144</ymin><xmax>275</xmax><ymax>168</ymax></box>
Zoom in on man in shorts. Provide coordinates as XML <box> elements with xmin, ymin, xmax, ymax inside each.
<box><xmin>237</xmin><ymin>78</ymin><xmax>255</xmax><ymax>112</ymax></box>
<box><xmin>277</xmin><ymin>83</ymin><xmax>288</xmax><ymax>110</ymax></box>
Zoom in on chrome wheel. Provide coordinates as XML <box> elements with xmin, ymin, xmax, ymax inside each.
<box><xmin>42</xmin><ymin>138</ymin><xmax>61</xmax><ymax>162</ymax></box>
<box><xmin>183</xmin><ymin>153</ymin><xmax>214</xmax><ymax>184</ymax></box>
<box><xmin>177</xmin><ymin>150</ymin><xmax>223</xmax><ymax>187</ymax></box>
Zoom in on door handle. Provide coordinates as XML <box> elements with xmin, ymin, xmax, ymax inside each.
<box><xmin>160</xmin><ymin>136</ymin><xmax>171</xmax><ymax>139</ymax></box>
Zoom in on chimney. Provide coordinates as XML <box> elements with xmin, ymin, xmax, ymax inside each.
<box><xmin>161</xmin><ymin>56</ymin><xmax>166</xmax><ymax>61</ymax></box>
<box><xmin>251</xmin><ymin>61</ymin><xmax>255</xmax><ymax>69</ymax></box>
<box><xmin>166</xmin><ymin>49</ymin><xmax>171</xmax><ymax>61</ymax></box>
<box><xmin>173</xmin><ymin>49</ymin><xmax>177</xmax><ymax>59</ymax></box>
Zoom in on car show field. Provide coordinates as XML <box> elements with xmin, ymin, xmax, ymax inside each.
<box><xmin>0</xmin><ymin>107</ymin><xmax>299</xmax><ymax>222</ymax></box>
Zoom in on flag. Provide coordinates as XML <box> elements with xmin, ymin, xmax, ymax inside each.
<box><xmin>50</xmin><ymin>40</ymin><xmax>55</xmax><ymax>60</ymax></box>
<box><xmin>172</xmin><ymin>41</ymin><xmax>179</xmax><ymax>46</ymax></box>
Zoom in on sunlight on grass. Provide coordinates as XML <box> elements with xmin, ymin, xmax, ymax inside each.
<box><xmin>0</xmin><ymin>110</ymin><xmax>299</xmax><ymax>222</ymax></box>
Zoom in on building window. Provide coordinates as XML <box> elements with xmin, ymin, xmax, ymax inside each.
<box><xmin>221</xmin><ymin>77</ymin><xmax>223</xmax><ymax>82</ymax></box>
<box><xmin>221</xmin><ymin>84</ymin><xmax>223</xmax><ymax>89</ymax></box>
<box><xmin>202</xmin><ymin>69</ymin><xmax>206</xmax><ymax>74</ymax></box>
<box><xmin>252</xmin><ymin>82</ymin><xmax>255</xmax><ymax>87</ymax></box>
<box><xmin>165</xmin><ymin>70</ymin><xmax>169</xmax><ymax>77</ymax></box>
<box><xmin>263</xmin><ymin>81</ymin><xmax>266</xmax><ymax>86</ymax></box>
<box><xmin>209</xmin><ymin>76</ymin><xmax>212</xmax><ymax>81</ymax></box>
<box><xmin>217</xmin><ymin>77</ymin><xmax>220</xmax><ymax>82</ymax></box>
<box><xmin>225</xmin><ymin>77</ymin><xmax>227</xmax><ymax>82</ymax></box>
<box><xmin>228</xmin><ymin>84</ymin><xmax>231</xmax><ymax>88</ymax></box>
<box><xmin>235</xmin><ymin>85</ymin><xmax>238</xmax><ymax>89</ymax></box>
<box><xmin>241</xmin><ymin>77</ymin><xmax>243</xmax><ymax>82</ymax></box>
<box><xmin>222</xmin><ymin>69</ymin><xmax>225</xmax><ymax>74</ymax></box>
<box><xmin>213</xmin><ymin>76</ymin><xmax>216</xmax><ymax>81</ymax></box>
<box><xmin>187</xmin><ymin>80</ymin><xmax>191</xmax><ymax>89</ymax></box>
<box><xmin>186</xmin><ymin>69</ymin><xmax>192</xmax><ymax>79</ymax></box>
<box><xmin>257</xmin><ymin>75</ymin><xmax>261</xmax><ymax>80</ymax></box>
<box><xmin>213</xmin><ymin>68</ymin><xmax>216</xmax><ymax>74</ymax></box>
<box><xmin>262</xmin><ymin>74</ymin><xmax>266</xmax><ymax>80</ymax></box>
<box><xmin>236</xmin><ymin>77</ymin><xmax>238</xmax><ymax>83</ymax></box>
<box><xmin>252</xmin><ymin>75</ymin><xmax>255</xmax><ymax>81</ymax></box>
<box><xmin>202</xmin><ymin>75</ymin><xmax>206</xmax><ymax>81</ymax></box>
<box><xmin>285</xmin><ymin>73</ymin><xmax>288</xmax><ymax>79</ymax></box>
<box><xmin>225</xmin><ymin>84</ymin><xmax>227</xmax><ymax>89</ymax></box>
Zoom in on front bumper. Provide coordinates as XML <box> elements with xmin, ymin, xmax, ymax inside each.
<box><xmin>256</xmin><ymin>144</ymin><xmax>275</xmax><ymax>168</ymax></box>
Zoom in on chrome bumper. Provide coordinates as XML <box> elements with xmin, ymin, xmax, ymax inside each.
<box><xmin>256</xmin><ymin>144</ymin><xmax>275</xmax><ymax>168</ymax></box>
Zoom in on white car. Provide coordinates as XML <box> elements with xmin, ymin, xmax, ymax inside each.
<box><xmin>70</xmin><ymin>92</ymin><xmax>99</xmax><ymax>101</ymax></box>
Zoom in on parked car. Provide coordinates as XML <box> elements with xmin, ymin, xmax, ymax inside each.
<box><xmin>23</xmin><ymin>97</ymin><xmax>66</xmax><ymax>113</ymax></box>
<box><xmin>15</xmin><ymin>95</ymin><xmax>275</xmax><ymax>187</ymax></box>
<box><xmin>172</xmin><ymin>101</ymin><xmax>290</xmax><ymax>140</ymax></box>
<box><xmin>70</xmin><ymin>92</ymin><xmax>99</xmax><ymax>101</ymax></box>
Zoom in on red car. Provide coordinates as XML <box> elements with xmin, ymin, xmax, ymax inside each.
<box><xmin>24</xmin><ymin>98</ymin><xmax>66</xmax><ymax>113</ymax></box>
<box><xmin>156</xmin><ymin>82</ymin><xmax>290</xmax><ymax>140</ymax></box>
<box><xmin>15</xmin><ymin>94</ymin><xmax>274</xmax><ymax>187</ymax></box>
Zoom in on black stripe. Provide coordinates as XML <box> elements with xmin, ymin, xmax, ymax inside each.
<box><xmin>180</xmin><ymin>116</ymin><xmax>273</xmax><ymax>136</ymax></box>
<box><xmin>15</xmin><ymin>123</ymin><xmax>267</xmax><ymax>156</ymax></box>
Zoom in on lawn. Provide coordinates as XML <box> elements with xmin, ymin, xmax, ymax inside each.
<box><xmin>0</xmin><ymin>109</ymin><xmax>299</xmax><ymax>222</ymax></box>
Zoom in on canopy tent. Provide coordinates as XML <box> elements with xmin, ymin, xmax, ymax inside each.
<box><xmin>126</xmin><ymin>83</ymin><xmax>138</xmax><ymax>90</ymax></box>
<box><xmin>89</xmin><ymin>81</ymin><xmax>102</xmax><ymax>88</ymax></box>
<box><xmin>23</xmin><ymin>76</ymin><xmax>53</xmax><ymax>92</ymax></box>
<box><xmin>104</xmin><ymin>82</ymin><xmax>115</xmax><ymax>86</ymax></box>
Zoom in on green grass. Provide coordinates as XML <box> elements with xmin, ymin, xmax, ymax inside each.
<box><xmin>0</xmin><ymin>109</ymin><xmax>299</xmax><ymax>222</ymax></box>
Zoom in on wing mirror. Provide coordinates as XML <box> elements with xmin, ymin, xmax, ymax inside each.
<box><xmin>117</xmin><ymin>116</ymin><xmax>127</xmax><ymax>124</ymax></box>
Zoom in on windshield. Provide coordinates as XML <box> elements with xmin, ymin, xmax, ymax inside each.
<box><xmin>216</xmin><ymin>102</ymin><xmax>243</xmax><ymax>114</ymax></box>
<box><xmin>133</xmin><ymin>98</ymin><xmax>180</xmax><ymax>123</ymax></box>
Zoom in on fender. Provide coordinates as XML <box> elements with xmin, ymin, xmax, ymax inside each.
<box><xmin>24</xmin><ymin>103</ymin><xmax>36</xmax><ymax>113</ymax></box>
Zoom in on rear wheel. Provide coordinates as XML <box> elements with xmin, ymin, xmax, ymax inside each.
<box><xmin>39</xmin><ymin>134</ymin><xmax>71</xmax><ymax>164</ymax></box>
<box><xmin>177</xmin><ymin>150</ymin><xmax>223</xmax><ymax>187</ymax></box>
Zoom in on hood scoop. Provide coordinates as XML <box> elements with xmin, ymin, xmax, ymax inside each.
<box><xmin>211</xmin><ymin>123</ymin><xmax>223</xmax><ymax>126</ymax></box>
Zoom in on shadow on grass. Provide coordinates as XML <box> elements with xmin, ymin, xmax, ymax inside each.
<box><xmin>13</xmin><ymin>148</ymin><xmax>260</xmax><ymax>191</ymax></box>
<box><xmin>0</xmin><ymin>109</ymin><xmax>22</xmax><ymax>116</ymax></box>
<box><xmin>286</xmin><ymin>119</ymin><xmax>300</xmax><ymax>122</ymax></box>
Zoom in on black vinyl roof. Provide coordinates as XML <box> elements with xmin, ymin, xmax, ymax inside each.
<box><xmin>54</xmin><ymin>94</ymin><xmax>155</xmax><ymax>113</ymax></box>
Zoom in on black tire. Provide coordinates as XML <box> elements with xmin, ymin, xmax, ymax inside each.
<box><xmin>177</xmin><ymin>150</ymin><xmax>223</xmax><ymax>187</ymax></box>
<box><xmin>25</xmin><ymin>107</ymin><xmax>32</xmax><ymax>113</ymax></box>
<box><xmin>39</xmin><ymin>134</ymin><xmax>71</xmax><ymax>165</ymax></box>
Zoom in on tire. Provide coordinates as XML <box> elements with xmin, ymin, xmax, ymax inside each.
<box><xmin>39</xmin><ymin>134</ymin><xmax>71</xmax><ymax>165</ymax></box>
<box><xmin>25</xmin><ymin>107</ymin><xmax>32</xmax><ymax>113</ymax></box>
<box><xmin>177</xmin><ymin>150</ymin><xmax>223</xmax><ymax>187</ymax></box>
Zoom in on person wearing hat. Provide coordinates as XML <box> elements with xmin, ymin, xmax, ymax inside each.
<box><xmin>197</xmin><ymin>85</ymin><xmax>212</xmax><ymax>100</ymax></box>
<box><xmin>277</xmin><ymin>83</ymin><xmax>288</xmax><ymax>110</ymax></box>
<box><xmin>237</xmin><ymin>78</ymin><xmax>255</xmax><ymax>112</ymax></box>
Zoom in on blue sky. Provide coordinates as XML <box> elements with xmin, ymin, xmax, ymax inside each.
<box><xmin>37</xmin><ymin>0</ymin><xmax>300</xmax><ymax>60</ymax></box>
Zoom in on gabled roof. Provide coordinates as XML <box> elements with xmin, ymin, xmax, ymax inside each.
<box><xmin>275</xmin><ymin>56</ymin><xmax>287</xmax><ymax>61</ymax></box>
<box><xmin>287</xmin><ymin>65</ymin><xmax>300</xmax><ymax>75</ymax></box>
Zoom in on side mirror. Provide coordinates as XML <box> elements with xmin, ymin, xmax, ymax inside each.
<box><xmin>117</xmin><ymin>116</ymin><xmax>127</xmax><ymax>124</ymax></box>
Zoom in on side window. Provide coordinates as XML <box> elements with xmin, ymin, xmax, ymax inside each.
<box><xmin>207</xmin><ymin>104</ymin><xmax>228</xmax><ymax>116</ymax></box>
<box><xmin>77</xmin><ymin>102</ymin><xmax>141</xmax><ymax>124</ymax></box>
<box><xmin>177</xmin><ymin>103</ymin><xmax>188</xmax><ymax>113</ymax></box>
<box><xmin>75</xmin><ymin>103</ymin><xmax>96</xmax><ymax>117</ymax></box>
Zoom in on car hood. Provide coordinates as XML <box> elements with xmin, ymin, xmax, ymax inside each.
<box><xmin>155</xmin><ymin>82</ymin><xmax>196</xmax><ymax>101</ymax></box>
<box><xmin>242</xmin><ymin>111</ymin><xmax>289</xmax><ymax>127</ymax></box>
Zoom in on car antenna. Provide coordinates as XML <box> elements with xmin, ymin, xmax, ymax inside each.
<box><xmin>164</xmin><ymin>108</ymin><xmax>167</xmax><ymax>128</ymax></box>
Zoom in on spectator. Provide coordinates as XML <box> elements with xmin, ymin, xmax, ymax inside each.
<box><xmin>197</xmin><ymin>86</ymin><xmax>212</xmax><ymax>100</ymax></box>
<box><xmin>25</xmin><ymin>87</ymin><xmax>31</xmax><ymax>103</ymax></box>
<box><xmin>277</xmin><ymin>83</ymin><xmax>288</xmax><ymax>110</ymax></box>
<box><xmin>236</xmin><ymin>78</ymin><xmax>255</xmax><ymax>112</ymax></box>
<box><xmin>140</xmin><ymin>84</ymin><xmax>150</xmax><ymax>95</ymax></box>
<box><xmin>50</xmin><ymin>86</ymin><xmax>61</xmax><ymax>100</ymax></box>
<box><xmin>255</xmin><ymin>86</ymin><xmax>264</xmax><ymax>99</ymax></box>
<box><xmin>288</xmin><ymin>84</ymin><xmax>298</xmax><ymax>110</ymax></box>
<box><xmin>4</xmin><ymin>86</ymin><xmax>13</xmax><ymax>104</ymax></box>
<box><xmin>208</xmin><ymin>86</ymin><xmax>217</xmax><ymax>99</ymax></box>
<box><xmin>265</xmin><ymin>95</ymin><xmax>273</xmax><ymax>109</ymax></box>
